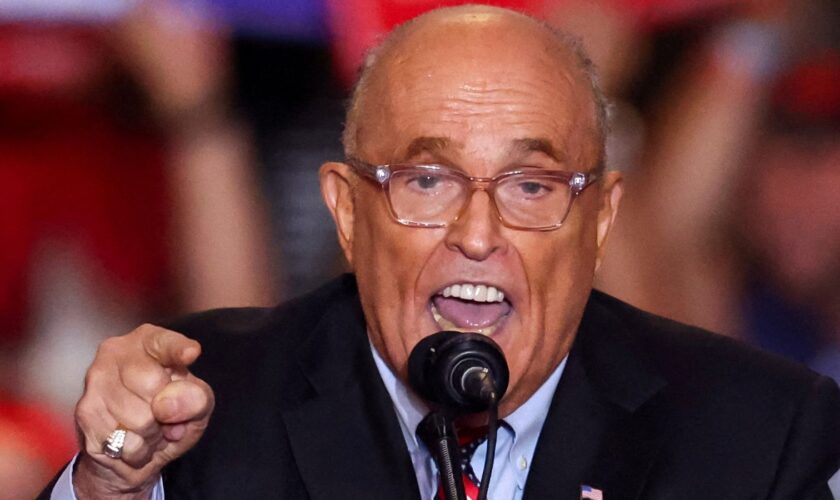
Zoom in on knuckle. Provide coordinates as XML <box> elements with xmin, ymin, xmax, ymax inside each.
<box><xmin>82</xmin><ymin>437</ymin><xmax>102</xmax><ymax>457</ymax></box>
<box><xmin>200</xmin><ymin>383</ymin><xmax>215</xmax><ymax>412</ymax></box>
<box><xmin>74</xmin><ymin>397</ymin><xmax>96</xmax><ymax>424</ymax></box>
<box><xmin>172</xmin><ymin>380</ymin><xmax>213</xmax><ymax>418</ymax></box>
<box><xmin>136</xmin><ymin>322</ymin><xmax>156</xmax><ymax>332</ymax></box>
<box><xmin>83</xmin><ymin>361</ymin><xmax>112</xmax><ymax>387</ymax></box>
<box><xmin>128</xmin><ymin>367</ymin><xmax>170</xmax><ymax>396</ymax></box>
<box><xmin>189</xmin><ymin>378</ymin><xmax>215</xmax><ymax>415</ymax></box>
<box><xmin>190</xmin><ymin>382</ymin><xmax>210</xmax><ymax>408</ymax></box>
<box><xmin>135</xmin><ymin>323</ymin><xmax>159</xmax><ymax>337</ymax></box>
<box><xmin>75</xmin><ymin>420</ymin><xmax>104</xmax><ymax>454</ymax></box>
<box><xmin>122</xmin><ymin>447</ymin><xmax>154</xmax><ymax>470</ymax></box>
<box><xmin>191</xmin><ymin>374</ymin><xmax>211</xmax><ymax>393</ymax></box>
<box><xmin>96</xmin><ymin>336</ymin><xmax>122</xmax><ymax>356</ymax></box>
<box><xmin>120</xmin><ymin>410</ymin><xmax>156</xmax><ymax>436</ymax></box>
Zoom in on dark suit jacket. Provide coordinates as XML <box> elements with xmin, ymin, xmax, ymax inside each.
<box><xmin>69</xmin><ymin>274</ymin><xmax>840</xmax><ymax>499</ymax></box>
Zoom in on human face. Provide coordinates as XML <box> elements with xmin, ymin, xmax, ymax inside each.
<box><xmin>321</xmin><ymin>9</ymin><xmax>622</xmax><ymax>415</ymax></box>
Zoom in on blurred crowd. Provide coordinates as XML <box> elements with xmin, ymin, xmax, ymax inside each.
<box><xmin>1</xmin><ymin>0</ymin><xmax>838</xmax><ymax>497</ymax></box>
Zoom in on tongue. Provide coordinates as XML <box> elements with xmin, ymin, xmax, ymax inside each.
<box><xmin>432</xmin><ymin>296</ymin><xmax>511</xmax><ymax>329</ymax></box>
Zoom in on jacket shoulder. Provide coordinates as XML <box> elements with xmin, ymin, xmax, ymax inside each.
<box><xmin>161</xmin><ymin>274</ymin><xmax>362</xmax><ymax>401</ymax></box>
<box><xmin>590</xmin><ymin>289</ymin><xmax>827</xmax><ymax>392</ymax></box>
<box><xmin>588</xmin><ymin>290</ymin><xmax>840</xmax><ymax>495</ymax></box>
<box><xmin>165</xmin><ymin>274</ymin><xmax>359</xmax><ymax>343</ymax></box>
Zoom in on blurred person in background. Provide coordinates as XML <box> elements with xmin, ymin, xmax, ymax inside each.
<box><xmin>587</xmin><ymin>0</ymin><xmax>840</xmax><ymax>383</ymax></box>
<box><xmin>735</xmin><ymin>50</ymin><xmax>840</xmax><ymax>380</ymax></box>
<box><xmin>1</xmin><ymin>0</ymin><xmax>277</xmax><ymax>495</ymax></box>
<box><xmin>547</xmin><ymin>4</ymin><xmax>840</xmax><ymax>492</ymax></box>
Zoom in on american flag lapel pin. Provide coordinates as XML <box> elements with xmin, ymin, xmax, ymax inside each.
<box><xmin>580</xmin><ymin>484</ymin><xmax>604</xmax><ymax>500</ymax></box>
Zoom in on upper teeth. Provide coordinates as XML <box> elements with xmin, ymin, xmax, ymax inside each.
<box><xmin>441</xmin><ymin>283</ymin><xmax>505</xmax><ymax>303</ymax></box>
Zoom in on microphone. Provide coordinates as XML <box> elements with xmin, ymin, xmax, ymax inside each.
<box><xmin>408</xmin><ymin>331</ymin><xmax>509</xmax><ymax>413</ymax></box>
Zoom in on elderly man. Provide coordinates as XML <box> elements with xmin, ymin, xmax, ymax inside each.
<box><xmin>45</xmin><ymin>5</ymin><xmax>839</xmax><ymax>500</ymax></box>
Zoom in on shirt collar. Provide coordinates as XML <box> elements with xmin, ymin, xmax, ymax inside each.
<box><xmin>504</xmin><ymin>354</ymin><xmax>566</xmax><ymax>455</ymax></box>
<box><xmin>370</xmin><ymin>339</ymin><xmax>567</xmax><ymax>449</ymax></box>
<box><xmin>503</xmin><ymin>354</ymin><xmax>566</xmax><ymax>489</ymax></box>
<box><xmin>370</xmin><ymin>341</ymin><xmax>429</xmax><ymax>449</ymax></box>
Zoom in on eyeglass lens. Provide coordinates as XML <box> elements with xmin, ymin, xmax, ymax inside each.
<box><xmin>387</xmin><ymin>169</ymin><xmax>574</xmax><ymax>228</ymax></box>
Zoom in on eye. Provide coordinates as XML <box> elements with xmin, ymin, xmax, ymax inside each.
<box><xmin>396</xmin><ymin>172</ymin><xmax>455</xmax><ymax>196</ymax></box>
<box><xmin>414</xmin><ymin>175</ymin><xmax>441</xmax><ymax>190</ymax></box>
<box><xmin>515</xmin><ymin>180</ymin><xmax>553</xmax><ymax>197</ymax></box>
<box><xmin>518</xmin><ymin>181</ymin><xmax>548</xmax><ymax>195</ymax></box>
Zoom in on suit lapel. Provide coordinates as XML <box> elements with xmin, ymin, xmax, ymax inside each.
<box><xmin>524</xmin><ymin>291</ymin><xmax>668</xmax><ymax>500</ymax></box>
<box><xmin>281</xmin><ymin>287</ymin><xmax>420</xmax><ymax>500</ymax></box>
<box><xmin>279</xmin><ymin>282</ymin><xmax>668</xmax><ymax>499</ymax></box>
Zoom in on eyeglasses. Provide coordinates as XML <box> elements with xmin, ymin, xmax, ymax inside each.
<box><xmin>346</xmin><ymin>157</ymin><xmax>600</xmax><ymax>231</ymax></box>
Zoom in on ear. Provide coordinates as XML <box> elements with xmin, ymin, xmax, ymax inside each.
<box><xmin>319</xmin><ymin>162</ymin><xmax>357</xmax><ymax>267</ymax></box>
<box><xmin>594</xmin><ymin>170</ymin><xmax>623</xmax><ymax>272</ymax></box>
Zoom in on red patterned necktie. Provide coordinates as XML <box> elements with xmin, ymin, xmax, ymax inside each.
<box><xmin>434</xmin><ymin>425</ymin><xmax>488</xmax><ymax>500</ymax></box>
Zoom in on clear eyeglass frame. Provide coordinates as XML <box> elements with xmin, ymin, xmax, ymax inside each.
<box><xmin>345</xmin><ymin>157</ymin><xmax>601</xmax><ymax>231</ymax></box>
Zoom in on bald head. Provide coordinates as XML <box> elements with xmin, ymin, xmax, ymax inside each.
<box><xmin>342</xmin><ymin>4</ymin><xmax>608</xmax><ymax>168</ymax></box>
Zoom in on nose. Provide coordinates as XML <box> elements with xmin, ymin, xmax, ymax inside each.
<box><xmin>444</xmin><ymin>189</ymin><xmax>506</xmax><ymax>261</ymax></box>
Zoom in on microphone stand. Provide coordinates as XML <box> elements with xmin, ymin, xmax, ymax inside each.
<box><xmin>421</xmin><ymin>405</ymin><xmax>500</xmax><ymax>500</ymax></box>
<box><xmin>410</xmin><ymin>331</ymin><xmax>509</xmax><ymax>500</ymax></box>
<box><xmin>419</xmin><ymin>411</ymin><xmax>466</xmax><ymax>500</ymax></box>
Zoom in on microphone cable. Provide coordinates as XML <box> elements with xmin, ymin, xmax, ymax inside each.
<box><xmin>476</xmin><ymin>396</ymin><xmax>498</xmax><ymax>500</ymax></box>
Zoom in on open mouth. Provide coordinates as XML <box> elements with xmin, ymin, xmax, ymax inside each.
<box><xmin>430</xmin><ymin>283</ymin><xmax>512</xmax><ymax>336</ymax></box>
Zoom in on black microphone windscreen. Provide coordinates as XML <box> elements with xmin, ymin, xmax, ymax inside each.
<box><xmin>408</xmin><ymin>331</ymin><xmax>509</xmax><ymax>413</ymax></box>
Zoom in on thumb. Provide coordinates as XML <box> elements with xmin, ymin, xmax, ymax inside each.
<box><xmin>151</xmin><ymin>379</ymin><xmax>214</xmax><ymax>424</ymax></box>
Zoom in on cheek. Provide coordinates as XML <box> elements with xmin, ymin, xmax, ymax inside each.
<box><xmin>521</xmin><ymin>223</ymin><xmax>597</xmax><ymax>312</ymax></box>
<box><xmin>353</xmin><ymin>200</ymin><xmax>437</xmax><ymax>298</ymax></box>
<box><xmin>509</xmin><ymin>216</ymin><xmax>599</xmax><ymax>360</ymax></box>
<box><xmin>351</xmin><ymin>197</ymin><xmax>444</xmax><ymax>370</ymax></box>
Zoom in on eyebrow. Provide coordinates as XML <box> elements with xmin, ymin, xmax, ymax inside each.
<box><xmin>402</xmin><ymin>135</ymin><xmax>565</xmax><ymax>165</ymax></box>
<box><xmin>511</xmin><ymin>138</ymin><xmax>566</xmax><ymax>163</ymax></box>
<box><xmin>405</xmin><ymin>136</ymin><xmax>454</xmax><ymax>159</ymax></box>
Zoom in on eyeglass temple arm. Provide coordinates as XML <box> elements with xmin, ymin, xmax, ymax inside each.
<box><xmin>346</xmin><ymin>157</ymin><xmax>390</xmax><ymax>183</ymax></box>
<box><xmin>572</xmin><ymin>171</ymin><xmax>602</xmax><ymax>194</ymax></box>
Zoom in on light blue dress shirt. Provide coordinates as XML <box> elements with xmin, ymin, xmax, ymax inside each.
<box><xmin>52</xmin><ymin>343</ymin><xmax>566</xmax><ymax>500</ymax></box>
<box><xmin>371</xmin><ymin>343</ymin><xmax>567</xmax><ymax>500</ymax></box>
<box><xmin>51</xmin><ymin>453</ymin><xmax>165</xmax><ymax>500</ymax></box>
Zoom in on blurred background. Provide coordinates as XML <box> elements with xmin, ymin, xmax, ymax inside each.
<box><xmin>1</xmin><ymin>0</ymin><xmax>838</xmax><ymax>497</ymax></box>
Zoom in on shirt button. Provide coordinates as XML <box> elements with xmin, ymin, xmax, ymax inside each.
<box><xmin>518</xmin><ymin>456</ymin><xmax>528</xmax><ymax>470</ymax></box>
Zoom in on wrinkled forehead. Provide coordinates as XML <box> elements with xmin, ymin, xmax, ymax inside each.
<box><xmin>356</xmin><ymin>11</ymin><xmax>600</xmax><ymax>165</ymax></box>
<box><xmin>395</xmin><ymin>11</ymin><xmax>556</xmax><ymax>63</ymax></box>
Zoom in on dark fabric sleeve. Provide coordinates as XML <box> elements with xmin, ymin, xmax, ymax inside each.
<box><xmin>35</xmin><ymin>470</ymin><xmax>62</xmax><ymax>500</ymax></box>
<box><xmin>767</xmin><ymin>375</ymin><xmax>840</xmax><ymax>499</ymax></box>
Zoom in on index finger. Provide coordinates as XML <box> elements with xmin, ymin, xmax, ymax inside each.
<box><xmin>141</xmin><ymin>326</ymin><xmax>201</xmax><ymax>368</ymax></box>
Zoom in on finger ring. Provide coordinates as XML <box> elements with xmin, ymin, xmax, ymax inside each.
<box><xmin>102</xmin><ymin>427</ymin><xmax>127</xmax><ymax>459</ymax></box>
